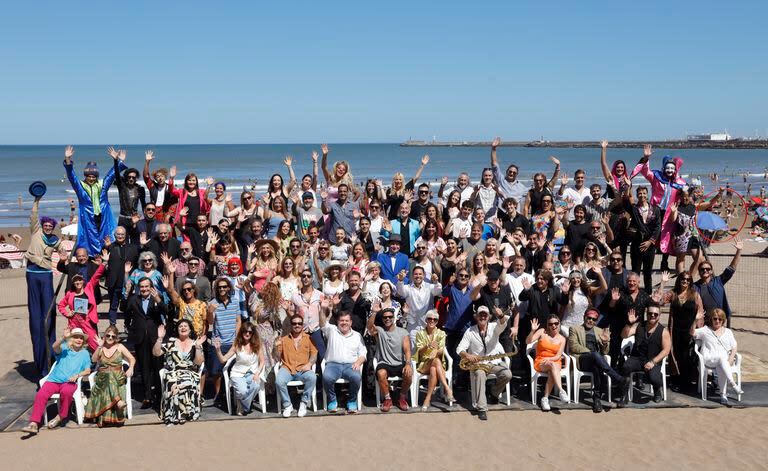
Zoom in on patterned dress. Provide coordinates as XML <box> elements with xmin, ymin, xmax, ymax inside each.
<box><xmin>159</xmin><ymin>339</ymin><xmax>201</xmax><ymax>424</ymax></box>
<box><xmin>84</xmin><ymin>349</ymin><xmax>127</xmax><ymax>427</ymax></box>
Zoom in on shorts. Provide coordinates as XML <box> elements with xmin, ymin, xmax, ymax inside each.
<box><xmin>375</xmin><ymin>363</ymin><xmax>405</xmax><ymax>377</ymax></box>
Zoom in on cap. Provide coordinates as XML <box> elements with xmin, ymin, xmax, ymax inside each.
<box><xmin>386</xmin><ymin>234</ymin><xmax>402</xmax><ymax>244</ymax></box>
<box><xmin>302</xmin><ymin>191</ymin><xmax>314</xmax><ymax>200</ymax></box>
<box><xmin>487</xmin><ymin>269</ymin><xmax>501</xmax><ymax>280</ymax></box>
<box><xmin>381</xmin><ymin>307</ymin><xmax>396</xmax><ymax>314</ymax></box>
<box><xmin>475</xmin><ymin>305</ymin><xmax>490</xmax><ymax>315</ymax></box>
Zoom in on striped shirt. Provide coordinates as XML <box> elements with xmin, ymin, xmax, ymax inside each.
<box><xmin>211</xmin><ymin>299</ymin><xmax>240</xmax><ymax>346</ymax></box>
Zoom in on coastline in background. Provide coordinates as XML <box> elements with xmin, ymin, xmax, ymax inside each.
<box><xmin>1</xmin><ymin>144</ymin><xmax>766</xmax><ymax>227</ymax></box>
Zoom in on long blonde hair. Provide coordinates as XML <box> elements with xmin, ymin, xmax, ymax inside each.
<box><xmin>330</xmin><ymin>160</ymin><xmax>354</xmax><ymax>186</ymax></box>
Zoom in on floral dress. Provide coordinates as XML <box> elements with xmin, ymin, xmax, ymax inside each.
<box><xmin>159</xmin><ymin>339</ymin><xmax>201</xmax><ymax>425</ymax></box>
<box><xmin>248</xmin><ymin>297</ymin><xmax>281</xmax><ymax>372</ymax></box>
<box><xmin>84</xmin><ymin>349</ymin><xmax>127</xmax><ymax>427</ymax></box>
<box><xmin>674</xmin><ymin>203</ymin><xmax>698</xmax><ymax>255</ymax></box>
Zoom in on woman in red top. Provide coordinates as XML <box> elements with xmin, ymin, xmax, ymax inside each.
<box><xmin>57</xmin><ymin>255</ymin><xmax>108</xmax><ymax>351</ymax></box>
<box><xmin>171</xmin><ymin>172</ymin><xmax>210</xmax><ymax>227</ymax></box>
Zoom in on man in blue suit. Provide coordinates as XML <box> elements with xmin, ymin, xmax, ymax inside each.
<box><xmin>376</xmin><ymin>235</ymin><xmax>410</xmax><ymax>285</ymax></box>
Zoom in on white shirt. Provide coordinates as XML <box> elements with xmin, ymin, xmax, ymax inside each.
<box><xmin>506</xmin><ymin>271</ymin><xmax>535</xmax><ymax>318</ymax></box>
<box><xmin>443</xmin><ymin>185</ymin><xmax>476</xmax><ymax>206</ymax></box>
<box><xmin>560</xmin><ymin>186</ymin><xmax>591</xmax><ymax>220</ymax></box>
<box><xmin>449</xmin><ymin>217</ymin><xmax>473</xmax><ymax>239</ymax></box>
<box><xmin>322</xmin><ymin>324</ymin><xmax>367</xmax><ymax>364</ymax></box>
<box><xmin>456</xmin><ymin>319</ymin><xmax>508</xmax><ymax>365</ymax></box>
<box><xmin>396</xmin><ymin>280</ymin><xmax>443</xmax><ymax>331</ymax></box>
<box><xmin>694</xmin><ymin>327</ymin><xmax>737</xmax><ymax>359</ymax></box>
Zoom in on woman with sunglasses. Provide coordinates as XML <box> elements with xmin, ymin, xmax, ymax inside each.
<box><xmin>526</xmin><ymin>314</ymin><xmax>569</xmax><ymax>411</ymax></box>
<box><xmin>655</xmin><ymin>270</ymin><xmax>705</xmax><ymax>391</ymax></box>
<box><xmin>84</xmin><ymin>325</ymin><xmax>136</xmax><ymax>427</ymax></box>
<box><xmin>413</xmin><ymin>309</ymin><xmax>454</xmax><ymax>410</ymax></box>
<box><xmin>125</xmin><ymin>251</ymin><xmax>167</xmax><ymax>303</ymax></box>
<box><xmin>213</xmin><ymin>322</ymin><xmax>265</xmax><ymax>414</ymax></box>
<box><xmin>560</xmin><ymin>267</ymin><xmax>607</xmax><ymax>328</ymax></box>
<box><xmin>691</xmin><ymin>308</ymin><xmax>744</xmax><ymax>404</ymax></box>
<box><xmin>224</xmin><ymin>190</ymin><xmax>259</xmax><ymax>226</ymax></box>
<box><xmin>553</xmin><ymin>246</ymin><xmax>576</xmax><ymax>281</ymax></box>
<box><xmin>523</xmin><ymin>157</ymin><xmax>560</xmax><ymax>218</ymax></box>
<box><xmin>410</xmin><ymin>241</ymin><xmax>439</xmax><ymax>281</ymax></box>
<box><xmin>57</xmin><ymin>252</ymin><xmax>107</xmax><ymax>351</ymax></box>
<box><xmin>618</xmin><ymin>304</ymin><xmax>671</xmax><ymax>405</ymax></box>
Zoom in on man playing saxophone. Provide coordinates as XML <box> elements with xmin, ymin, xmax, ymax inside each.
<box><xmin>456</xmin><ymin>305</ymin><xmax>513</xmax><ymax>421</ymax></box>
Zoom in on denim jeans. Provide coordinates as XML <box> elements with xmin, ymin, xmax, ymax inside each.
<box><xmin>230</xmin><ymin>375</ymin><xmax>261</xmax><ymax>412</ymax></box>
<box><xmin>276</xmin><ymin>367</ymin><xmax>317</xmax><ymax>407</ymax></box>
<box><xmin>322</xmin><ymin>362</ymin><xmax>361</xmax><ymax>405</ymax></box>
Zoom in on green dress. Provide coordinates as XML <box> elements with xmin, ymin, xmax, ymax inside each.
<box><xmin>84</xmin><ymin>350</ymin><xmax>127</xmax><ymax>427</ymax></box>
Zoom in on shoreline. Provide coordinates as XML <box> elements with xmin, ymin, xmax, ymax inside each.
<box><xmin>401</xmin><ymin>139</ymin><xmax>768</xmax><ymax>149</ymax></box>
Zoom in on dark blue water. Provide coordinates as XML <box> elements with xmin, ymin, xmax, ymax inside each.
<box><xmin>1</xmin><ymin>144</ymin><xmax>766</xmax><ymax>227</ymax></box>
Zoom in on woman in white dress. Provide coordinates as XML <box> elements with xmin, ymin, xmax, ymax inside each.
<box><xmin>692</xmin><ymin>308</ymin><xmax>744</xmax><ymax>404</ymax></box>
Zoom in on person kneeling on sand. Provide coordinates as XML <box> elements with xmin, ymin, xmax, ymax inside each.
<box><xmin>368</xmin><ymin>304</ymin><xmax>413</xmax><ymax>412</ymax></box>
<box><xmin>320</xmin><ymin>306</ymin><xmax>366</xmax><ymax>413</ymax></box>
<box><xmin>457</xmin><ymin>305</ymin><xmax>512</xmax><ymax>421</ymax></box>
<box><xmin>22</xmin><ymin>328</ymin><xmax>92</xmax><ymax>435</ymax></box>
<box><xmin>616</xmin><ymin>303</ymin><xmax>671</xmax><ymax>406</ymax></box>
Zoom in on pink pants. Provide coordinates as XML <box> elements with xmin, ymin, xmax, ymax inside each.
<box><xmin>30</xmin><ymin>382</ymin><xmax>77</xmax><ymax>423</ymax></box>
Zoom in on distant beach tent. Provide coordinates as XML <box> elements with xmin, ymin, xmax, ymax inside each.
<box><xmin>695</xmin><ymin>211</ymin><xmax>728</xmax><ymax>231</ymax></box>
<box><xmin>61</xmin><ymin>223</ymin><xmax>78</xmax><ymax>237</ymax></box>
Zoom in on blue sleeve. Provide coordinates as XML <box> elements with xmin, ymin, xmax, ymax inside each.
<box><xmin>64</xmin><ymin>162</ymin><xmax>88</xmax><ymax>201</ymax></box>
<box><xmin>719</xmin><ymin>266</ymin><xmax>735</xmax><ymax>285</ymax></box>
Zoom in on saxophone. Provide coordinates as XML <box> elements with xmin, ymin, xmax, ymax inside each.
<box><xmin>459</xmin><ymin>337</ymin><xmax>519</xmax><ymax>373</ymax></box>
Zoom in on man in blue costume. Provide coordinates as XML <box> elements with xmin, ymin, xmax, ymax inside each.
<box><xmin>63</xmin><ymin>145</ymin><xmax>127</xmax><ymax>256</ymax></box>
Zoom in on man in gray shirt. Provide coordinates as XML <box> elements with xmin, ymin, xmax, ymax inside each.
<box><xmin>321</xmin><ymin>183</ymin><xmax>357</xmax><ymax>243</ymax></box>
<box><xmin>367</xmin><ymin>305</ymin><xmax>413</xmax><ymax>412</ymax></box>
<box><xmin>490</xmin><ymin>137</ymin><xmax>527</xmax><ymax>212</ymax></box>
<box><xmin>295</xmin><ymin>192</ymin><xmax>323</xmax><ymax>241</ymax></box>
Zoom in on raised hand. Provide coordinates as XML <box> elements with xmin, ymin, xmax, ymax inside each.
<box><xmin>103</xmin><ymin>235</ymin><xmax>112</xmax><ymax>247</ymax></box>
<box><xmin>131</xmin><ymin>213</ymin><xmax>140</xmax><ymax>225</ymax></box>
<box><xmin>372</xmin><ymin>300</ymin><xmax>382</xmax><ymax>313</ymax></box>
<box><xmin>549</xmin><ymin>156</ymin><xmax>560</xmax><ymax>166</ymax></box>
<box><xmin>157</xmin><ymin>324</ymin><xmax>166</xmax><ymax>340</ymax></box>
<box><xmin>64</xmin><ymin>145</ymin><xmax>75</xmax><ymax>164</ymax></box>
<box><xmin>195</xmin><ymin>335</ymin><xmax>207</xmax><ymax>348</ymax></box>
<box><xmin>611</xmin><ymin>287</ymin><xmax>621</xmax><ymax>302</ymax></box>
<box><xmin>179</xmin><ymin>206</ymin><xmax>189</xmax><ymax>217</ymax></box>
<box><xmin>431</xmin><ymin>273</ymin><xmax>439</xmax><ymax>284</ymax></box>
<box><xmin>118</xmin><ymin>149</ymin><xmax>127</xmax><ymax>161</ymax></box>
<box><xmin>661</xmin><ymin>271</ymin><xmax>671</xmax><ymax>284</ymax></box>
<box><xmin>421</xmin><ymin>154</ymin><xmax>430</xmax><ymax>166</ymax></box>
<box><xmin>107</xmin><ymin>146</ymin><xmax>119</xmax><ymax>159</ymax></box>
<box><xmin>124</xmin><ymin>261</ymin><xmax>133</xmax><ymax>274</ymax></box>
<box><xmin>530</xmin><ymin>318</ymin><xmax>540</xmax><ymax>332</ymax></box>
<box><xmin>139</xmin><ymin>232</ymin><xmax>149</xmax><ymax>246</ymax></box>
<box><xmin>283</xmin><ymin>155</ymin><xmax>293</xmax><ymax>166</ymax></box>
<box><xmin>311</xmin><ymin>151</ymin><xmax>319</xmax><ymax>162</ymax></box>
<box><xmin>95</xmin><ymin>335</ymin><xmax>105</xmax><ymax>348</ymax></box>
<box><xmin>247</xmin><ymin>243</ymin><xmax>256</xmax><ymax>254</ymax></box>
<box><xmin>161</xmin><ymin>274</ymin><xmax>170</xmax><ymax>290</ymax></box>
<box><xmin>491</xmin><ymin>136</ymin><xmax>501</xmax><ymax>149</ymax></box>
<box><xmin>331</xmin><ymin>294</ymin><xmax>341</xmax><ymax>306</ymax></box>
<box><xmin>169</xmin><ymin>165</ymin><xmax>177</xmax><ymax>179</ymax></box>
<box><xmin>212</xmin><ymin>337</ymin><xmax>222</xmax><ymax>350</ymax></box>
<box><xmin>145</xmin><ymin>150</ymin><xmax>154</xmax><ymax>161</ymax></box>
<box><xmin>502</xmin><ymin>257</ymin><xmax>511</xmax><ymax>271</ymax></box>
<box><xmin>560</xmin><ymin>279</ymin><xmax>570</xmax><ymax>294</ymax></box>
<box><xmin>441</xmin><ymin>176</ymin><xmax>449</xmax><ymax>186</ymax></box>
<box><xmin>643</xmin><ymin>144</ymin><xmax>652</xmax><ymax>159</ymax></box>
<box><xmin>733</xmin><ymin>237</ymin><xmax>743</xmax><ymax>250</ymax></box>
<box><xmin>560</xmin><ymin>174</ymin><xmax>569</xmax><ymax>186</ymax></box>
<box><xmin>522</xmin><ymin>277</ymin><xmax>532</xmax><ymax>290</ymax></box>
<box><xmin>225</xmin><ymin>192</ymin><xmax>233</xmax><ymax>203</ymax></box>
<box><xmin>321</xmin><ymin>143</ymin><xmax>329</xmax><ymax>155</ymax></box>
<box><xmin>320</xmin><ymin>188</ymin><xmax>329</xmax><ymax>200</ymax></box>
<box><xmin>404</xmin><ymin>189</ymin><xmax>414</xmax><ymax>201</ymax></box>
<box><xmin>600</xmin><ymin>326</ymin><xmax>611</xmax><ymax>343</ymax></box>
<box><xmin>205</xmin><ymin>176</ymin><xmax>215</xmax><ymax>186</ymax></box>
<box><xmin>320</xmin><ymin>296</ymin><xmax>331</xmax><ymax>311</ymax></box>
<box><xmin>396</xmin><ymin>269</ymin><xmax>407</xmax><ymax>282</ymax></box>
<box><xmin>600</xmin><ymin>140</ymin><xmax>608</xmax><ymax>150</ymax></box>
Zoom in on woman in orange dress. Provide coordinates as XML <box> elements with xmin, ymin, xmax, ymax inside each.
<box><xmin>526</xmin><ymin>314</ymin><xmax>568</xmax><ymax>411</ymax></box>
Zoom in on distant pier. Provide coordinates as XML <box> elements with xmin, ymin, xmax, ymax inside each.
<box><xmin>400</xmin><ymin>139</ymin><xmax>768</xmax><ymax>149</ymax></box>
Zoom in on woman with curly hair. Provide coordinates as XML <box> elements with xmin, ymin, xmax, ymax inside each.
<box><xmin>213</xmin><ymin>321</ymin><xmax>265</xmax><ymax>415</ymax></box>
<box><xmin>248</xmin><ymin>281</ymin><xmax>283</xmax><ymax>373</ymax></box>
<box><xmin>248</xmin><ymin>239</ymin><xmax>280</xmax><ymax>294</ymax></box>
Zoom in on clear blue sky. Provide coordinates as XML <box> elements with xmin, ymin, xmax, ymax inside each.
<box><xmin>1</xmin><ymin>0</ymin><xmax>766</xmax><ymax>144</ymax></box>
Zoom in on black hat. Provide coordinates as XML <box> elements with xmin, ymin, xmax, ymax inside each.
<box><xmin>487</xmin><ymin>268</ymin><xmax>502</xmax><ymax>280</ymax></box>
<box><xmin>386</xmin><ymin>235</ymin><xmax>402</xmax><ymax>244</ymax></box>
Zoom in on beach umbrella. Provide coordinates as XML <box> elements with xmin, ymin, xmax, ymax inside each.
<box><xmin>696</xmin><ymin>212</ymin><xmax>727</xmax><ymax>231</ymax></box>
<box><xmin>61</xmin><ymin>224</ymin><xmax>78</xmax><ymax>237</ymax></box>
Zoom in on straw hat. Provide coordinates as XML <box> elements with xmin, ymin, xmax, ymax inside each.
<box><xmin>254</xmin><ymin>239</ymin><xmax>279</xmax><ymax>255</ymax></box>
<box><xmin>323</xmin><ymin>260</ymin><xmax>345</xmax><ymax>277</ymax></box>
<box><xmin>68</xmin><ymin>327</ymin><xmax>89</xmax><ymax>341</ymax></box>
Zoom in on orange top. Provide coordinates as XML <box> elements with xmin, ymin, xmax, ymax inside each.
<box><xmin>279</xmin><ymin>333</ymin><xmax>318</xmax><ymax>374</ymax></box>
<box><xmin>534</xmin><ymin>335</ymin><xmax>564</xmax><ymax>372</ymax></box>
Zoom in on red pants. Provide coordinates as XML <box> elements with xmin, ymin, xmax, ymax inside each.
<box><xmin>30</xmin><ymin>381</ymin><xmax>77</xmax><ymax>423</ymax></box>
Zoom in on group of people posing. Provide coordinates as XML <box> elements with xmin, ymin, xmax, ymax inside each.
<box><xmin>21</xmin><ymin>138</ymin><xmax>745</xmax><ymax>433</ymax></box>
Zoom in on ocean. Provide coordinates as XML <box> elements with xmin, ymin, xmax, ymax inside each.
<box><xmin>1</xmin><ymin>144</ymin><xmax>766</xmax><ymax>227</ymax></box>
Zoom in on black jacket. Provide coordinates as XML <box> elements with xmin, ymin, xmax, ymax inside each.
<box><xmin>142</xmin><ymin>237</ymin><xmax>181</xmax><ymax>273</ymax></box>
<box><xmin>114</xmin><ymin>158</ymin><xmax>146</xmax><ymax>217</ymax></box>
<box><xmin>105</xmin><ymin>242</ymin><xmax>140</xmax><ymax>290</ymax></box>
<box><xmin>628</xmin><ymin>203</ymin><xmax>661</xmax><ymax>243</ymax></box>
<box><xmin>125</xmin><ymin>295</ymin><xmax>166</xmax><ymax>344</ymax></box>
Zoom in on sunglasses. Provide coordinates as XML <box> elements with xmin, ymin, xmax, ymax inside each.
<box><xmin>585</xmin><ymin>316</ymin><xmax>598</xmax><ymax>322</ymax></box>
<box><xmin>243</xmin><ymin>330</ymin><xmax>254</xmax><ymax>335</ymax></box>
<box><xmin>182</xmin><ymin>247</ymin><xmax>192</xmax><ymax>251</ymax></box>
<box><xmin>586</xmin><ymin>247</ymin><xmax>596</xmax><ymax>251</ymax></box>
<box><xmin>419</xmin><ymin>190</ymin><xmax>429</xmax><ymax>194</ymax></box>
<box><xmin>611</xmin><ymin>258</ymin><xmax>622</xmax><ymax>262</ymax></box>
<box><xmin>217</xmin><ymin>285</ymin><xmax>230</xmax><ymax>290</ymax></box>
<box><xmin>146</xmin><ymin>208</ymin><xmax>156</xmax><ymax>212</ymax></box>
<box><xmin>648</xmin><ymin>311</ymin><xmax>660</xmax><ymax>318</ymax></box>
<box><xmin>560</xmin><ymin>251</ymin><xmax>571</xmax><ymax>255</ymax></box>
<box><xmin>382</xmin><ymin>316</ymin><xmax>395</xmax><ymax>320</ymax></box>
<box><xmin>105</xmin><ymin>334</ymin><xmax>117</xmax><ymax>339</ymax></box>
<box><xmin>142</xmin><ymin>259</ymin><xmax>153</xmax><ymax>263</ymax></box>
<box><xmin>699</xmin><ymin>267</ymin><xmax>712</xmax><ymax>272</ymax></box>
<box><xmin>680</xmin><ymin>277</ymin><xmax>692</xmax><ymax>282</ymax></box>
<box><xmin>244</xmin><ymin>196</ymin><xmax>253</xmax><ymax>200</ymax></box>
<box><xmin>188</xmin><ymin>262</ymin><xmax>199</xmax><ymax>266</ymax></box>
<box><xmin>457</xmin><ymin>274</ymin><xmax>470</xmax><ymax>279</ymax></box>
<box><xmin>300</xmin><ymin>273</ymin><xmax>313</xmax><ymax>278</ymax></box>
<box><xmin>291</xmin><ymin>322</ymin><xmax>304</xmax><ymax>326</ymax></box>
<box><xmin>712</xmin><ymin>318</ymin><xmax>724</xmax><ymax>323</ymax></box>
<box><xmin>370</xmin><ymin>205</ymin><xmax>380</xmax><ymax>209</ymax></box>
<box><xmin>548</xmin><ymin>322</ymin><xmax>560</xmax><ymax>327</ymax></box>
<box><xmin>417</xmin><ymin>246</ymin><xmax>426</xmax><ymax>250</ymax></box>
<box><xmin>182</xmin><ymin>287</ymin><xmax>195</xmax><ymax>292</ymax></box>
<box><xmin>426</xmin><ymin>318</ymin><xmax>438</xmax><ymax>322</ymax></box>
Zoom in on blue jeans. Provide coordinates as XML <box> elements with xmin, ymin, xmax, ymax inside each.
<box><xmin>322</xmin><ymin>362</ymin><xmax>361</xmax><ymax>405</ymax></box>
<box><xmin>276</xmin><ymin>367</ymin><xmax>317</xmax><ymax>407</ymax></box>
<box><xmin>107</xmin><ymin>286</ymin><xmax>123</xmax><ymax>326</ymax></box>
<box><xmin>230</xmin><ymin>375</ymin><xmax>261</xmax><ymax>412</ymax></box>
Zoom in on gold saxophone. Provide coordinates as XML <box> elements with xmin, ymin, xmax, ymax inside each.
<box><xmin>459</xmin><ymin>338</ymin><xmax>519</xmax><ymax>373</ymax></box>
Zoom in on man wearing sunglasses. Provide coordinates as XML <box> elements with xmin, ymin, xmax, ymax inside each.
<box><xmin>368</xmin><ymin>305</ymin><xmax>412</xmax><ymax>412</ymax></box>
<box><xmin>490</xmin><ymin>137</ymin><xmax>527</xmax><ymax>213</ymax></box>
<box><xmin>442</xmin><ymin>268</ymin><xmax>475</xmax><ymax>389</ymax></box>
<box><xmin>174</xmin><ymin>257</ymin><xmax>211</xmax><ymax>302</ymax></box>
<box><xmin>132</xmin><ymin>203</ymin><xmax>160</xmax><ymax>242</ymax></box>
<box><xmin>115</xmin><ymin>156</ymin><xmax>146</xmax><ymax>234</ymax></box>
<box><xmin>409</xmin><ymin>183</ymin><xmax>432</xmax><ymax>221</ymax></box>
<box><xmin>695</xmin><ymin>238</ymin><xmax>743</xmax><ymax>328</ymax></box>
<box><xmin>275</xmin><ymin>314</ymin><xmax>318</xmax><ymax>417</ymax></box>
<box><xmin>104</xmin><ymin>226</ymin><xmax>139</xmax><ymax>326</ymax></box>
<box><xmin>568</xmin><ymin>308</ymin><xmax>623</xmax><ymax>412</ymax></box>
<box><xmin>292</xmin><ymin>269</ymin><xmax>326</xmax><ymax>362</ymax></box>
<box><xmin>617</xmin><ymin>303</ymin><xmax>671</xmax><ymax>406</ymax></box>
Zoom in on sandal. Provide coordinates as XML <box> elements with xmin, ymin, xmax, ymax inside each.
<box><xmin>46</xmin><ymin>416</ymin><xmax>61</xmax><ymax>429</ymax></box>
<box><xmin>21</xmin><ymin>423</ymin><xmax>39</xmax><ymax>435</ymax></box>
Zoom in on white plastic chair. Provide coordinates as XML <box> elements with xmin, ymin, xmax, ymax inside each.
<box><xmin>620</xmin><ymin>338</ymin><xmax>668</xmax><ymax>402</ymax></box>
<box><xmin>87</xmin><ymin>359</ymin><xmax>133</xmax><ymax>419</ymax></box>
<box><xmin>222</xmin><ymin>355</ymin><xmax>267</xmax><ymax>415</ymax></box>
<box><xmin>526</xmin><ymin>341</ymin><xmax>571</xmax><ymax>405</ymax></box>
<box><xmin>320</xmin><ymin>359</ymin><xmax>363</xmax><ymax>411</ymax></box>
<box><xmin>372</xmin><ymin>357</ymin><xmax>414</xmax><ymax>408</ymax></box>
<box><xmin>694</xmin><ymin>341</ymin><xmax>742</xmax><ymax>401</ymax></box>
<box><xmin>469</xmin><ymin>355</ymin><xmax>512</xmax><ymax>407</ymax></box>
<box><xmin>273</xmin><ymin>362</ymin><xmax>318</xmax><ymax>414</ymax></box>
<box><xmin>39</xmin><ymin>361</ymin><xmax>85</xmax><ymax>425</ymax></box>
<box><xmin>411</xmin><ymin>347</ymin><xmax>454</xmax><ymax>407</ymax></box>
<box><xmin>570</xmin><ymin>353</ymin><xmax>612</xmax><ymax>404</ymax></box>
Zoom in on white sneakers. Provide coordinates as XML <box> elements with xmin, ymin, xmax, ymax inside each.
<box><xmin>558</xmin><ymin>389</ymin><xmax>570</xmax><ymax>403</ymax></box>
<box><xmin>283</xmin><ymin>403</ymin><xmax>309</xmax><ymax>418</ymax></box>
<box><xmin>540</xmin><ymin>397</ymin><xmax>551</xmax><ymax>411</ymax></box>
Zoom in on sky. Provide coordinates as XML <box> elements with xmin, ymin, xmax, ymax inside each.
<box><xmin>1</xmin><ymin>0</ymin><xmax>766</xmax><ymax>144</ymax></box>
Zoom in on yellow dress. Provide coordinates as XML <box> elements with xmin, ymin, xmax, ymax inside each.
<box><xmin>413</xmin><ymin>328</ymin><xmax>447</xmax><ymax>374</ymax></box>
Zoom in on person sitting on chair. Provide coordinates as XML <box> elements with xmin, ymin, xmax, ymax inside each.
<box><xmin>22</xmin><ymin>328</ymin><xmax>92</xmax><ymax>435</ymax></box>
<box><xmin>413</xmin><ymin>309</ymin><xmax>455</xmax><ymax>410</ymax></box>
<box><xmin>617</xmin><ymin>303</ymin><xmax>671</xmax><ymax>406</ymax></box>
<box><xmin>457</xmin><ymin>305</ymin><xmax>512</xmax><ymax>421</ymax></box>
<box><xmin>319</xmin><ymin>305</ymin><xmax>366</xmax><ymax>414</ymax></box>
<box><xmin>368</xmin><ymin>304</ymin><xmax>412</xmax><ymax>412</ymax></box>
<box><xmin>526</xmin><ymin>314</ymin><xmax>569</xmax><ymax>411</ymax></box>
<box><xmin>568</xmin><ymin>308</ymin><xmax>623</xmax><ymax>413</ymax></box>
<box><xmin>274</xmin><ymin>314</ymin><xmax>318</xmax><ymax>418</ymax></box>
<box><xmin>212</xmin><ymin>322</ymin><xmax>265</xmax><ymax>415</ymax></box>
<box><xmin>692</xmin><ymin>308</ymin><xmax>744</xmax><ymax>404</ymax></box>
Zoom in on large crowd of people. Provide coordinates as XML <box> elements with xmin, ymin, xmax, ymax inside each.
<box><xmin>21</xmin><ymin>139</ymin><xmax>749</xmax><ymax>433</ymax></box>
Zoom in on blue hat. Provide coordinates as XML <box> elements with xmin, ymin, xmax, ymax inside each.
<box><xmin>28</xmin><ymin>181</ymin><xmax>47</xmax><ymax>198</ymax></box>
<box><xmin>83</xmin><ymin>161</ymin><xmax>99</xmax><ymax>178</ymax></box>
